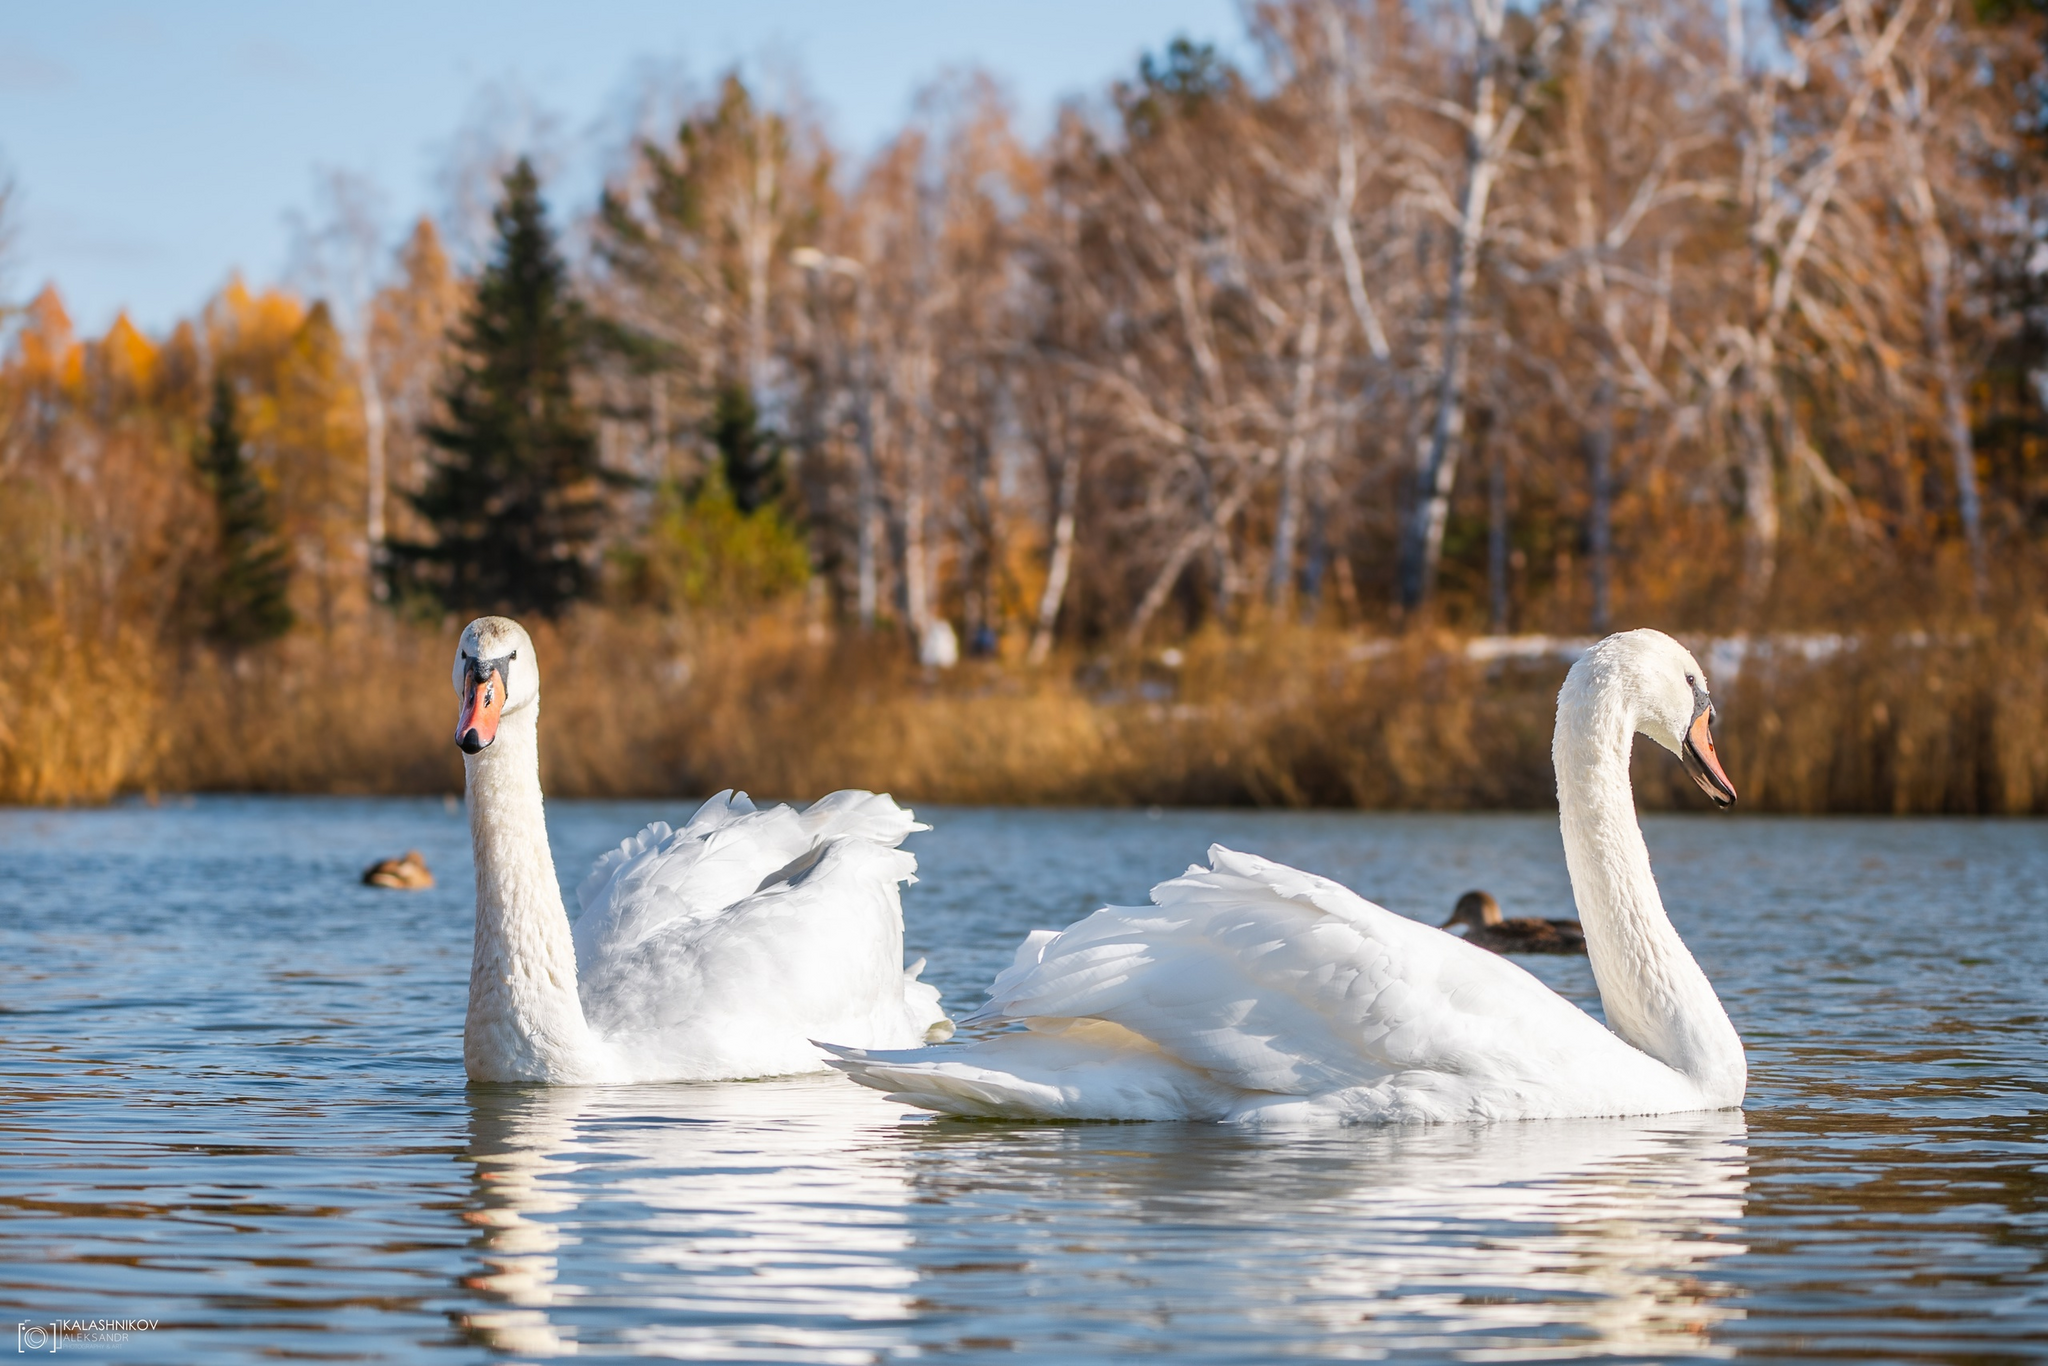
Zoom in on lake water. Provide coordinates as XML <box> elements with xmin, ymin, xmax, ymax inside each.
<box><xmin>0</xmin><ymin>797</ymin><xmax>2042</xmax><ymax>1363</ymax></box>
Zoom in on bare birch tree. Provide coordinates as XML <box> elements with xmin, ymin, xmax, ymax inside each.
<box><xmin>1394</xmin><ymin>0</ymin><xmax>1567</xmax><ymax>613</ymax></box>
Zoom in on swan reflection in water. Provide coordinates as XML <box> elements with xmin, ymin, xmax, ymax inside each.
<box><xmin>455</xmin><ymin>1079</ymin><xmax>1748</xmax><ymax>1360</ymax></box>
<box><xmin>457</xmin><ymin>1080</ymin><xmax>927</xmax><ymax>1359</ymax></box>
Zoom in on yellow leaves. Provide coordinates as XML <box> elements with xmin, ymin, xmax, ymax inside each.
<box><xmin>209</xmin><ymin>275</ymin><xmax>308</xmax><ymax>361</ymax></box>
<box><xmin>14</xmin><ymin>285</ymin><xmax>78</xmax><ymax>388</ymax></box>
<box><xmin>99</xmin><ymin>312</ymin><xmax>157</xmax><ymax>392</ymax></box>
<box><xmin>0</xmin><ymin>270</ymin><xmax>378</xmax><ymax>644</ymax></box>
<box><xmin>210</xmin><ymin>282</ymin><xmax>359</xmax><ymax>459</ymax></box>
<box><xmin>204</xmin><ymin>276</ymin><xmax>321</xmax><ymax>432</ymax></box>
<box><xmin>7</xmin><ymin>290</ymin><xmax>161</xmax><ymax>404</ymax></box>
<box><xmin>370</xmin><ymin>218</ymin><xmax>462</xmax><ymax>367</ymax></box>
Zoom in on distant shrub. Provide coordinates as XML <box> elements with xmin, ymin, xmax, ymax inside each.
<box><xmin>638</xmin><ymin>468</ymin><xmax>810</xmax><ymax>615</ymax></box>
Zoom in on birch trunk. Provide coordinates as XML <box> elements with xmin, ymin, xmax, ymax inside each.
<box><xmin>1396</xmin><ymin>3</ymin><xmax>1523</xmax><ymax>612</ymax></box>
<box><xmin>1487</xmin><ymin>434</ymin><xmax>1509</xmax><ymax>634</ymax></box>
<box><xmin>1269</xmin><ymin>255</ymin><xmax>1327</xmax><ymax>606</ymax></box>
<box><xmin>899</xmin><ymin>348</ymin><xmax>934</xmax><ymax>639</ymax></box>
<box><xmin>1030</xmin><ymin>438</ymin><xmax>1081</xmax><ymax>664</ymax></box>
<box><xmin>1730</xmin><ymin>0</ymin><xmax>1918</xmax><ymax>601</ymax></box>
<box><xmin>1128</xmin><ymin>476</ymin><xmax>1259</xmax><ymax>648</ymax></box>
<box><xmin>743</xmin><ymin>127</ymin><xmax>777</xmax><ymax>400</ymax></box>
<box><xmin>856</xmin><ymin>380</ymin><xmax>882</xmax><ymax>631</ymax></box>
<box><xmin>1885</xmin><ymin>27</ymin><xmax>1987</xmax><ymax>607</ymax></box>
<box><xmin>360</xmin><ymin>356</ymin><xmax>388</xmax><ymax>602</ymax></box>
<box><xmin>1737</xmin><ymin>368</ymin><xmax>1779</xmax><ymax>596</ymax></box>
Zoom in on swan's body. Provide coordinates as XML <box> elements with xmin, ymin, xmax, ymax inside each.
<box><xmin>1443</xmin><ymin>890</ymin><xmax>1586</xmax><ymax>955</ymax></box>
<box><xmin>453</xmin><ymin>617</ymin><xmax>947</xmax><ymax>1085</ymax></box>
<box><xmin>827</xmin><ymin>629</ymin><xmax>1744</xmax><ymax>1124</ymax></box>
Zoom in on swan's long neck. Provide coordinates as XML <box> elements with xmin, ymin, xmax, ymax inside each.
<box><xmin>462</xmin><ymin>701</ymin><xmax>606</xmax><ymax>1083</ymax></box>
<box><xmin>1554</xmin><ymin>673</ymin><xmax>1745</xmax><ymax>1103</ymax></box>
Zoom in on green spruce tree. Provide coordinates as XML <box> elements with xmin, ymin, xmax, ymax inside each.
<box><xmin>196</xmin><ymin>375</ymin><xmax>294</xmax><ymax>646</ymax></box>
<box><xmin>706</xmin><ymin>382</ymin><xmax>785</xmax><ymax>514</ymax></box>
<box><xmin>391</xmin><ymin>159</ymin><xmax>610</xmax><ymax>616</ymax></box>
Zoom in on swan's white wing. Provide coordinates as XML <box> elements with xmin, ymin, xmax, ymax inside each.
<box><xmin>974</xmin><ymin>845</ymin><xmax>1625</xmax><ymax>1091</ymax></box>
<box><xmin>793</xmin><ymin>787</ymin><xmax>930</xmax><ymax>850</ymax></box>
<box><xmin>575</xmin><ymin>789</ymin><xmax>764</xmax><ymax>915</ymax></box>
<box><xmin>833</xmin><ymin>846</ymin><xmax>1694</xmax><ymax>1122</ymax></box>
<box><xmin>578</xmin><ymin>790</ymin><xmax>945</xmax><ymax>1081</ymax></box>
<box><xmin>572</xmin><ymin>791</ymin><xmax>811</xmax><ymax>965</ymax></box>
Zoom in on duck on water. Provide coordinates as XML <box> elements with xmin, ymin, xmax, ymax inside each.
<box><xmin>362</xmin><ymin>850</ymin><xmax>435</xmax><ymax>890</ymax></box>
<box><xmin>1442</xmin><ymin>890</ymin><xmax>1587</xmax><ymax>955</ymax></box>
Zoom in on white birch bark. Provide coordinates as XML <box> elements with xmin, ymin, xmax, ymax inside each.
<box><xmin>360</xmin><ymin>357</ymin><xmax>387</xmax><ymax>601</ymax></box>
<box><xmin>1269</xmin><ymin>249</ymin><xmax>1328</xmax><ymax>606</ymax></box>
<box><xmin>1395</xmin><ymin>0</ymin><xmax>1535</xmax><ymax>612</ymax></box>
<box><xmin>1030</xmin><ymin>420</ymin><xmax>1081</xmax><ymax>664</ymax></box>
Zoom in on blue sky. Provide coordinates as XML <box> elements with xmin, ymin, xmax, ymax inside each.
<box><xmin>0</xmin><ymin>2</ymin><xmax>1244</xmax><ymax>334</ymax></box>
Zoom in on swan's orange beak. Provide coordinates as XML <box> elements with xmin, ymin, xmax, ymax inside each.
<box><xmin>1680</xmin><ymin>708</ymin><xmax>1736</xmax><ymax>808</ymax></box>
<box><xmin>456</xmin><ymin>668</ymin><xmax>504</xmax><ymax>754</ymax></box>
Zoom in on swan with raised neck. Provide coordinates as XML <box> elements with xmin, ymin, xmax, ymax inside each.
<box><xmin>823</xmin><ymin>626</ymin><xmax>1745</xmax><ymax>1123</ymax></box>
<box><xmin>451</xmin><ymin>615</ymin><xmax>948</xmax><ymax>1086</ymax></box>
<box><xmin>1554</xmin><ymin>627</ymin><xmax>1745</xmax><ymax>1103</ymax></box>
<box><xmin>455</xmin><ymin>617</ymin><xmax>618</xmax><ymax>1083</ymax></box>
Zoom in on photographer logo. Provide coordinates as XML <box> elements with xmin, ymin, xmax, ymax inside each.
<box><xmin>17</xmin><ymin>1319</ymin><xmax>159</xmax><ymax>1352</ymax></box>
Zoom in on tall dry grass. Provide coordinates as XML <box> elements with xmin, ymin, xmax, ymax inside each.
<box><xmin>5</xmin><ymin>608</ymin><xmax>2048</xmax><ymax>813</ymax></box>
<box><xmin>1693</xmin><ymin>625</ymin><xmax>2048</xmax><ymax>815</ymax></box>
<box><xmin>0</xmin><ymin>617</ymin><xmax>162</xmax><ymax>805</ymax></box>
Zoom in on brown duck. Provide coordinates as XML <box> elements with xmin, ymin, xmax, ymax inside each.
<box><xmin>1441</xmin><ymin>890</ymin><xmax>1586</xmax><ymax>955</ymax></box>
<box><xmin>362</xmin><ymin>850</ymin><xmax>435</xmax><ymax>890</ymax></box>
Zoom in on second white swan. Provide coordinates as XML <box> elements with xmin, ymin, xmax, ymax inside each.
<box><xmin>826</xmin><ymin>628</ymin><xmax>1744</xmax><ymax>1123</ymax></box>
<box><xmin>452</xmin><ymin>615</ymin><xmax>948</xmax><ymax>1085</ymax></box>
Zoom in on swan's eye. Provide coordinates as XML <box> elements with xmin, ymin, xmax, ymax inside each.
<box><xmin>1686</xmin><ymin>674</ymin><xmax>1696</xmax><ymax>687</ymax></box>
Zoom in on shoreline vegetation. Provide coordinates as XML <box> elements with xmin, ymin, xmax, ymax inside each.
<box><xmin>6</xmin><ymin>5</ymin><xmax>2048</xmax><ymax>813</ymax></box>
<box><xmin>8</xmin><ymin>610</ymin><xmax>2048</xmax><ymax>815</ymax></box>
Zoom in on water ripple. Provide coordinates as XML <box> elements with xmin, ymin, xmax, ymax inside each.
<box><xmin>0</xmin><ymin>799</ymin><xmax>2041</xmax><ymax>1362</ymax></box>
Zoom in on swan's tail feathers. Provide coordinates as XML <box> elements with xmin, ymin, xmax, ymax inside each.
<box><xmin>959</xmin><ymin>929</ymin><xmax>1061</xmax><ymax>1025</ymax></box>
<box><xmin>818</xmin><ymin>1042</ymin><xmax>1081</xmax><ymax>1119</ymax></box>
<box><xmin>816</xmin><ymin>1032</ymin><xmax>1241</xmax><ymax>1121</ymax></box>
<box><xmin>901</xmin><ymin>957</ymin><xmax>951</xmax><ymax>1039</ymax></box>
<box><xmin>797</xmin><ymin>790</ymin><xmax>929</xmax><ymax>848</ymax></box>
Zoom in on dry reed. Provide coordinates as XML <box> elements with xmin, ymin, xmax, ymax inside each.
<box><xmin>5</xmin><ymin>608</ymin><xmax>2047</xmax><ymax>814</ymax></box>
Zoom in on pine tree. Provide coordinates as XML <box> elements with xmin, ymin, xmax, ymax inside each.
<box><xmin>706</xmin><ymin>382</ymin><xmax>785</xmax><ymax>514</ymax></box>
<box><xmin>390</xmin><ymin>159</ymin><xmax>610</xmax><ymax>616</ymax></box>
<box><xmin>195</xmin><ymin>375</ymin><xmax>294</xmax><ymax>646</ymax></box>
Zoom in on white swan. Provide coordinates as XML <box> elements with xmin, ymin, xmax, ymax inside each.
<box><xmin>452</xmin><ymin>616</ymin><xmax>948</xmax><ymax>1084</ymax></box>
<box><xmin>826</xmin><ymin>628</ymin><xmax>1744</xmax><ymax>1123</ymax></box>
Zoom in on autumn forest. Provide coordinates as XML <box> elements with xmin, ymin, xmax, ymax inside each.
<box><xmin>6</xmin><ymin>0</ymin><xmax>2048</xmax><ymax>812</ymax></box>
